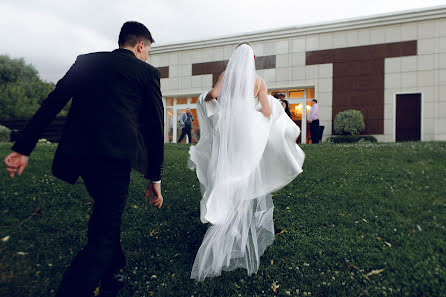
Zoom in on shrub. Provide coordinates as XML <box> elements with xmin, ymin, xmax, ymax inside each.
<box><xmin>326</xmin><ymin>135</ymin><xmax>377</xmax><ymax>143</ymax></box>
<box><xmin>334</xmin><ymin>110</ymin><xmax>365</xmax><ymax>136</ymax></box>
<box><xmin>0</xmin><ymin>125</ymin><xmax>11</xmax><ymax>142</ymax></box>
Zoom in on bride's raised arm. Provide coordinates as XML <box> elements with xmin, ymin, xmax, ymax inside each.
<box><xmin>204</xmin><ymin>72</ymin><xmax>224</xmax><ymax>102</ymax></box>
<box><xmin>257</xmin><ymin>78</ymin><xmax>272</xmax><ymax>117</ymax></box>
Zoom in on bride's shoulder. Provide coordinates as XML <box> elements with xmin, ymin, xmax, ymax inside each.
<box><xmin>255</xmin><ymin>75</ymin><xmax>265</xmax><ymax>82</ymax></box>
<box><xmin>255</xmin><ymin>76</ymin><xmax>267</xmax><ymax>88</ymax></box>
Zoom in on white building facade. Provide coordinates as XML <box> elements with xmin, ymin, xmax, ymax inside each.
<box><xmin>149</xmin><ymin>6</ymin><xmax>446</xmax><ymax>143</ymax></box>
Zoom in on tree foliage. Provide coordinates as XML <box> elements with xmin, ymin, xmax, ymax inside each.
<box><xmin>0</xmin><ymin>55</ymin><xmax>71</xmax><ymax>119</ymax></box>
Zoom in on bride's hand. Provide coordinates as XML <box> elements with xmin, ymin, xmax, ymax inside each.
<box><xmin>145</xmin><ymin>182</ymin><xmax>163</xmax><ymax>208</ymax></box>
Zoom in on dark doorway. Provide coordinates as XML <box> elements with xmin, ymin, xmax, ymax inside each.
<box><xmin>396</xmin><ymin>93</ymin><xmax>421</xmax><ymax>142</ymax></box>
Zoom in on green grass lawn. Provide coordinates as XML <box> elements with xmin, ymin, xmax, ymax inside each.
<box><xmin>1</xmin><ymin>142</ymin><xmax>445</xmax><ymax>297</ymax></box>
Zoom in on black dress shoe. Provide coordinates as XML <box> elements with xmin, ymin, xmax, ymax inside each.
<box><xmin>99</xmin><ymin>273</ymin><xmax>126</xmax><ymax>297</ymax></box>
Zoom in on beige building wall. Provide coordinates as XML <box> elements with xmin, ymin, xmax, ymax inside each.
<box><xmin>149</xmin><ymin>6</ymin><xmax>446</xmax><ymax>143</ymax></box>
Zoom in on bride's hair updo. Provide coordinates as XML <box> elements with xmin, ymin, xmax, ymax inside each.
<box><xmin>237</xmin><ymin>42</ymin><xmax>253</xmax><ymax>49</ymax></box>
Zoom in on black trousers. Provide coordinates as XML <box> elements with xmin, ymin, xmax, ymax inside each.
<box><xmin>310</xmin><ymin>119</ymin><xmax>320</xmax><ymax>144</ymax></box>
<box><xmin>56</xmin><ymin>158</ymin><xmax>131</xmax><ymax>297</ymax></box>
<box><xmin>178</xmin><ymin>126</ymin><xmax>192</xmax><ymax>143</ymax></box>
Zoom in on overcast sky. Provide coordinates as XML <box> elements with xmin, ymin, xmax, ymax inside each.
<box><xmin>1</xmin><ymin>0</ymin><xmax>445</xmax><ymax>82</ymax></box>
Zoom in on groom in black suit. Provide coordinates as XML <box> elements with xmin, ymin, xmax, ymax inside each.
<box><xmin>4</xmin><ymin>21</ymin><xmax>164</xmax><ymax>296</ymax></box>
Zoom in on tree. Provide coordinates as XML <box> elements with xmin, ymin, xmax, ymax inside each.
<box><xmin>0</xmin><ymin>55</ymin><xmax>71</xmax><ymax>120</ymax></box>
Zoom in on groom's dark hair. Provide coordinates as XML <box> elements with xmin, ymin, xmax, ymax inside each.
<box><xmin>119</xmin><ymin>21</ymin><xmax>154</xmax><ymax>47</ymax></box>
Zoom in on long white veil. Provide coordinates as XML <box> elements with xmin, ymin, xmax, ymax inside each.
<box><xmin>205</xmin><ymin>44</ymin><xmax>271</xmax><ymax>224</ymax></box>
<box><xmin>188</xmin><ymin>44</ymin><xmax>305</xmax><ymax>281</ymax></box>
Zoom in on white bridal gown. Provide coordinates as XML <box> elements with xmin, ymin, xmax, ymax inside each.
<box><xmin>188</xmin><ymin>92</ymin><xmax>305</xmax><ymax>281</ymax></box>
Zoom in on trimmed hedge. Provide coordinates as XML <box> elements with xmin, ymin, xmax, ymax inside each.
<box><xmin>326</xmin><ymin>135</ymin><xmax>377</xmax><ymax>143</ymax></box>
<box><xmin>334</xmin><ymin>109</ymin><xmax>365</xmax><ymax>136</ymax></box>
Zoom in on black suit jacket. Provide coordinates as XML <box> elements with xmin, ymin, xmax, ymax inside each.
<box><xmin>12</xmin><ymin>49</ymin><xmax>164</xmax><ymax>184</ymax></box>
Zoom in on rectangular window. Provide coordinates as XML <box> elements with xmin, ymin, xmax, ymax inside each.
<box><xmin>307</xmin><ymin>88</ymin><xmax>315</xmax><ymax>99</ymax></box>
<box><xmin>176</xmin><ymin>98</ymin><xmax>188</xmax><ymax>105</ymax></box>
<box><xmin>167</xmin><ymin>98</ymin><xmax>174</xmax><ymax>106</ymax></box>
<box><xmin>288</xmin><ymin>89</ymin><xmax>305</xmax><ymax>98</ymax></box>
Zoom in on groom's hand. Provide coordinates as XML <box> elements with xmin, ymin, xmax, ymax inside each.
<box><xmin>4</xmin><ymin>152</ymin><xmax>29</xmax><ymax>178</ymax></box>
<box><xmin>145</xmin><ymin>182</ymin><xmax>163</xmax><ymax>209</ymax></box>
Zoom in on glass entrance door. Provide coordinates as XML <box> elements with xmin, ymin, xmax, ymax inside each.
<box><xmin>165</xmin><ymin>96</ymin><xmax>200</xmax><ymax>143</ymax></box>
<box><xmin>270</xmin><ymin>87</ymin><xmax>315</xmax><ymax>144</ymax></box>
<box><xmin>176</xmin><ymin>109</ymin><xmax>200</xmax><ymax>143</ymax></box>
<box><xmin>288</xmin><ymin>100</ymin><xmax>312</xmax><ymax>143</ymax></box>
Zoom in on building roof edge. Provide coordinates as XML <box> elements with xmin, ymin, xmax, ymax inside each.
<box><xmin>151</xmin><ymin>5</ymin><xmax>446</xmax><ymax>54</ymax></box>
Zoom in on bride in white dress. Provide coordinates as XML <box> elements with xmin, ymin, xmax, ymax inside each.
<box><xmin>188</xmin><ymin>42</ymin><xmax>305</xmax><ymax>281</ymax></box>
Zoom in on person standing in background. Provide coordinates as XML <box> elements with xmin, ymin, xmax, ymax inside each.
<box><xmin>307</xmin><ymin>99</ymin><xmax>320</xmax><ymax>143</ymax></box>
<box><xmin>178</xmin><ymin>108</ymin><xmax>194</xmax><ymax>143</ymax></box>
<box><xmin>279</xmin><ymin>93</ymin><xmax>292</xmax><ymax>118</ymax></box>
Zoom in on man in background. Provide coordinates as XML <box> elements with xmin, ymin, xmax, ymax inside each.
<box><xmin>307</xmin><ymin>99</ymin><xmax>320</xmax><ymax>143</ymax></box>
<box><xmin>177</xmin><ymin>108</ymin><xmax>194</xmax><ymax>143</ymax></box>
